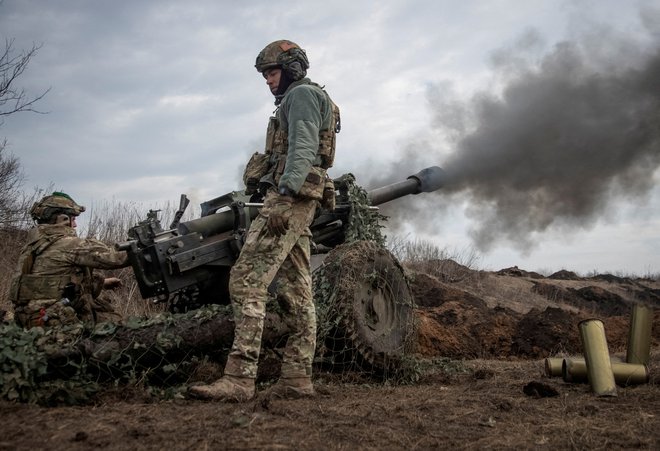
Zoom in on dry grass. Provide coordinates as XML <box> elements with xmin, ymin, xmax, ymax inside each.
<box><xmin>388</xmin><ymin>235</ymin><xmax>481</xmax><ymax>284</ymax></box>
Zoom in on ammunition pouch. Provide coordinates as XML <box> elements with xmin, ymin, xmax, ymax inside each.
<box><xmin>11</xmin><ymin>274</ymin><xmax>84</xmax><ymax>310</ymax></box>
<box><xmin>7</xmin><ymin>274</ymin><xmax>21</xmax><ymax>306</ymax></box>
<box><xmin>321</xmin><ymin>176</ymin><xmax>336</xmax><ymax>211</ymax></box>
<box><xmin>243</xmin><ymin>152</ymin><xmax>272</xmax><ymax>194</ymax></box>
<box><xmin>297</xmin><ymin>166</ymin><xmax>326</xmax><ymax>201</ymax></box>
<box><xmin>317</xmin><ymin>100</ymin><xmax>340</xmax><ymax>169</ymax></box>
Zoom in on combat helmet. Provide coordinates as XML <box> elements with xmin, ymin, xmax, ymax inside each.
<box><xmin>30</xmin><ymin>191</ymin><xmax>86</xmax><ymax>223</ymax></box>
<box><xmin>255</xmin><ymin>40</ymin><xmax>309</xmax><ymax>81</ymax></box>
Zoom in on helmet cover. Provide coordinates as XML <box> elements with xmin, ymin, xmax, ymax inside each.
<box><xmin>30</xmin><ymin>191</ymin><xmax>86</xmax><ymax>222</ymax></box>
<box><xmin>255</xmin><ymin>40</ymin><xmax>309</xmax><ymax>81</ymax></box>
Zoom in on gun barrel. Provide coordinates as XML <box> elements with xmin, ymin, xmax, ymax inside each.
<box><xmin>367</xmin><ymin>166</ymin><xmax>446</xmax><ymax>206</ymax></box>
<box><xmin>178</xmin><ymin>209</ymin><xmax>236</xmax><ymax>238</ymax></box>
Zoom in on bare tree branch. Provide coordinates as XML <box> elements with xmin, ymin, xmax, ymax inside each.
<box><xmin>0</xmin><ymin>146</ymin><xmax>38</xmax><ymax>228</ymax></box>
<box><xmin>0</xmin><ymin>38</ymin><xmax>50</xmax><ymax>119</ymax></box>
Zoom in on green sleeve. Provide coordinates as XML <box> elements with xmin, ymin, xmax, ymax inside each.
<box><xmin>279</xmin><ymin>85</ymin><xmax>324</xmax><ymax>193</ymax></box>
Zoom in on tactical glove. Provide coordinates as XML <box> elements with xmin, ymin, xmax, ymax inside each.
<box><xmin>266</xmin><ymin>194</ymin><xmax>294</xmax><ymax>236</ymax></box>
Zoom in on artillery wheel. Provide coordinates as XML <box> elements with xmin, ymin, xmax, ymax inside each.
<box><xmin>313</xmin><ymin>240</ymin><xmax>416</xmax><ymax>373</ymax></box>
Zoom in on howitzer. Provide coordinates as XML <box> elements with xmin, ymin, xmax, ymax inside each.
<box><xmin>118</xmin><ymin>166</ymin><xmax>446</xmax><ymax>370</ymax></box>
<box><xmin>117</xmin><ymin>166</ymin><xmax>446</xmax><ymax>310</ymax></box>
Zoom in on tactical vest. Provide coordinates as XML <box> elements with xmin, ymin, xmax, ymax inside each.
<box><xmin>265</xmin><ymin>97</ymin><xmax>340</xmax><ymax>174</ymax></box>
<box><xmin>9</xmin><ymin>230</ymin><xmax>87</xmax><ymax>308</ymax></box>
<box><xmin>265</xmin><ymin>83</ymin><xmax>340</xmax><ymax>200</ymax></box>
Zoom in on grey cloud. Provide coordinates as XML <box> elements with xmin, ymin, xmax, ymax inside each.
<box><xmin>376</xmin><ymin>23</ymin><xmax>660</xmax><ymax>252</ymax></box>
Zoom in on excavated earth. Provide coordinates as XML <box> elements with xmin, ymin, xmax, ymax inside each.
<box><xmin>2</xmin><ymin>263</ymin><xmax>659</xmax><ymax>450</ymax></box>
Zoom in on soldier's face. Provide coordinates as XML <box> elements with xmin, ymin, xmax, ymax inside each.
<box><xmin>55</xmin><ymin>213</ymin><xmax>77</xmax><ymax>228</ymax></box>
<box><xmin>263</xmin><ymin>68</ymin><xmax>281</xmax><ymax>95</ymax></box>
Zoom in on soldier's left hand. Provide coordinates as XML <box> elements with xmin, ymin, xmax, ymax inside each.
<box><xmin>103</xmin><ymin>277</ymin><xmax>123</xmax><ymax>290</ymax></box>
<box><xmin>266</xmin><ymin>195</ymin><xmax>294</xmax><ymax>236</ymax></box>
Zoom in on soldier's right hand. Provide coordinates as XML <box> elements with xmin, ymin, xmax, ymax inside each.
<box><xmin>266</xmin><ymin>195</ymin><xmax>293</xmax><ymax>236</ymax></box>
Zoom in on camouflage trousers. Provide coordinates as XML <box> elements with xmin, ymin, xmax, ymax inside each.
<box><xmin>14</xmin><ymin>298</ymin><xmax>80</xmax><ymax>329</ymax></box>
<box><xmin>226</xmin><ymin>191</ymin><xmax>318</xmax><ymax>380</ymax></box>
<box><xmin>13</xmin><ymin>299</ymin><xmax>85</xmax><ymax>350</ymax></box>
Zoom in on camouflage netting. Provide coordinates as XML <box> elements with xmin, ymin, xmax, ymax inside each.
<box><xmin>0</xmin><ymin>305</ymin><xmax>245</xmax><ymax>405</ymax></box>
<box><xmin>311</xmin><ymin>176</ymin><xmax>418</xmax><ymax>379</ymax></box>
<box><xmin>340</xmin><ymin>173</ymin><xmax>387</xmax><ymax>246</ymax></box>
<box><xmin>313</xmin><ymin>241</ymin><xmax>418</xmax><ymax>379</ymax></box>
<box><xmin>0</xmin><ymin>322</ymin><xmax>97</xmax><ymax>405</ymax></box>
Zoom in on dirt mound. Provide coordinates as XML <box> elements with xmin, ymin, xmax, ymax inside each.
<box><xmin>410</xmin><ymin>273</ymin><xmax>487</xmax><ymax>309</ymax></box>
<box><xmin>548</xmin><ymin>269</ymin><xmax>582</xmax><ymax>280</ymax></box>
<box><xmin>406</xmin><ymin>258</ymin><xmax>473</xmax><ymax>283</ymax></box>
<box><xmin>496</xmin><ymin>266</ymin><xmax>545</xmax><ymax>279</ymax></box>
<box><xmin>411</xmin><ymin>266</ymin><xmax>660</xmax><ymax>359</ymax></box>
<box><xmin>589</xmin><ymin>273</ymin><xmax>634</xmax><ymax>285</ymax></box>
<box><xmin>512</xmin><ymin>307</ymin><xmax>583</xmax><ymax>357</ymax></box>
<box><xmin>531</xmin><ymin>282</ymin><xmax>637</xmax><ymax>317</ymax></box>
<box><xmin>573</xmin><ymin>286</ymin><xmax>631</xmax><ymax>316</ymax></box>
<box><xmin>414</xmin><ymin>302</ymin><xmax>520</xmax><ymax>358</ymax></box>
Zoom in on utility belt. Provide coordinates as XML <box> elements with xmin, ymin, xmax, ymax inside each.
<box><xmin>243</xmin><ymin>152</ymin><xmax>334</xmax><ymax>200</ymax></box>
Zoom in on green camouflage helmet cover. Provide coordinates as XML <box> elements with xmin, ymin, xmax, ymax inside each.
<box><xmin>255</xmin><ymin>40</ymin><xmax>309</xmax><ymax>80</ymax></box>
<box><xmin>30</xmin><ymin>191</ymin><xmax>86</xmax><ymax>222</ymax></box>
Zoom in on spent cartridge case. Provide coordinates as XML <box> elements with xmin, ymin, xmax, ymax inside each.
<box><xmin>562</xmin><ymin>358</ymin><xmax>649</xmax><ymax>386</ymax></box>
<box><xmin>544</xmin><ymin>358</ymin><xmax>565</xmax><ymax>377</ymax></box>
<box><xmin>579</xmin><ymin>319</ymin><xmax>617</xmax><ymax>397</ymax></box>
<box><xmin>626</xmin><ymin>304</ymin><xmax>653</xmax><ymax>365</ymax></box>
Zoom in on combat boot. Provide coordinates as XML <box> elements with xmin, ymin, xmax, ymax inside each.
<box><xmin>267</xmin><ymin>377</ymin><xmax>315</xmax><ymax>399</ymax></box>
<box><xmin>188</xmin><ymin>375</ymin><xmax>255</xmax><ymax>402</ymax></box>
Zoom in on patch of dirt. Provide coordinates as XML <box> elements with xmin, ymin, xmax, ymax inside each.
<box><xmin>414</xmin><ymin>302</ymin><xmax>519</xmax><ymax>358</ymax></box>
<box><xmin>1</xmin><ymin>354</ymin><xmax>659</xmax><ymax>450</ymax></box>
<box><xmin>2</xmin><ymin>264</ymin><xmax>659</xmax><ymax>450</ymax></box>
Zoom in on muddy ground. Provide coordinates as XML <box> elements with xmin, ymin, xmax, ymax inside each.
<box><xmin>1</xmin><ymin>264</ymin><xmax>659</xmax><ymax>450</ymax></box>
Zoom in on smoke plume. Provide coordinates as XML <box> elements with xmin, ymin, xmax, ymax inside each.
<box><xmin>377</xmin><ymin>23</ymin><xmax>660</xmax><ymax>252</ymax></box>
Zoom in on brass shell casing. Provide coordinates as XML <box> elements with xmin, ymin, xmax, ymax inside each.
<box><xmin>544</xmin><ymin>358</ymin><xmax>564</xmax><ymax>377</ymax></box>
<box><xmin>562</xmin><ymin>358</ymin><xmax>649</xmax><ymax>386</ymax></box>
<box><xmin>545</xmin><ymin>355</ymin><xmax>621</xmax><ymax>378</ymax></box>
<box><xmin>562</xmin><ymin>358</ymin><xmax>587</xmax><ymax>383</ymax></box>
<box><xmin>626</xmin><ymin>304</ymin><xmax>653</xmax><ymax>365</ymax></box>
<box><xmin>578</xmin><ymin>319</ymin><xmax>617</xmax><ymax>397</ymax></box>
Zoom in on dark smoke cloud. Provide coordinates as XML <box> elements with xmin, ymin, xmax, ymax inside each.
<box><xmin>375</xmin><ymin>21</ymin><xmax>660</xmax><ymax>253</ymax></box>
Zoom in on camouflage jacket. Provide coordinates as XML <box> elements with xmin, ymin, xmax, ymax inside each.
<box><xmin>10</xmin><ymin>224</ymin><xmax>129</xmax><ymax>306</ymax></box>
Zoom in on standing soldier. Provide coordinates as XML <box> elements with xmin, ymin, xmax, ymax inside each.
<box><xmin>189</xmin><ymin>40</ymin><xmax>339</xmax><ymax>401</ymax></box>
<box><xmin>9</xmin><ymin>192</ymin><xmax>129</xmax><ymax>330</ymax></box>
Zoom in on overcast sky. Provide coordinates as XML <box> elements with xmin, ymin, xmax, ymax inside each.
<box><xmin>1</xmin><ymin>0</ymin><xmax>659</xmax><ymax>275</ymax></box>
